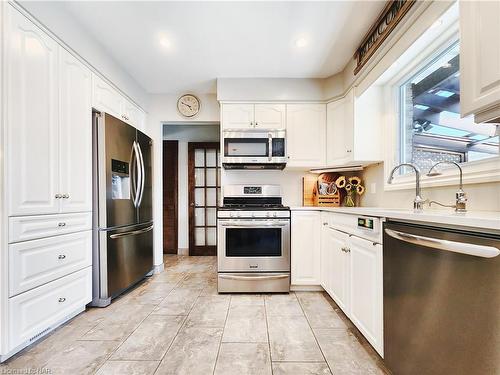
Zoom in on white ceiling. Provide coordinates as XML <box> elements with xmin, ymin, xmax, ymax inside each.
<box><xmin>52</xmin><ymin>1</ymin><xmax>386</xmax><ymax>94</ymax></box>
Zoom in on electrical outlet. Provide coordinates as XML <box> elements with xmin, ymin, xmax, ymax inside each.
<box><xmin>370</xmin><ymin>182</ymin><xmax>377</xmax><ymax>194</ymax></box>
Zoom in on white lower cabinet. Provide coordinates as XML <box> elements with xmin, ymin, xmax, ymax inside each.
<box><xmin>320</xmin><ymin>213</ymin><xmax>383</xmax><ymax>356</ymax></box>
<box><xmin>291</xmin><ymin>211</ymin><xmax>321</xmax><ymax>286</ymax></box>
<box><xmin>349</xmin><ymin>236</ymin><xmax>383</xmax><ymax>356</ymax></box>
<box><xmin>8</xmin><ymin>267</ymin><xmax>92</xmax><ymax>351</ymax></box>
<box><xmin>9</xmin><ymin>231</ymin><xmax>92</xmax><ymax>296</ymax></box>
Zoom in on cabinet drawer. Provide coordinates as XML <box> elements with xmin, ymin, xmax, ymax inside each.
<box><xmin>9</xmin><ymin>212</ymin><xmax>92</xmax><ymax>243</ymax></box>
<box><xmin>9</xmin><ymin>267</ymin><xmax>92</xmax><ymax>350</ymax></box>
<box><xmin>9</xmin><ymin>231</ymin><xmax>92</xmax><ymax>296</ymax></box>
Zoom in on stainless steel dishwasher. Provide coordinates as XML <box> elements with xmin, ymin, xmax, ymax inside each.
<box><xmin>383</xmin><ymin>221</ymin><xmax>500</xmax><ymax>375</ymax></box>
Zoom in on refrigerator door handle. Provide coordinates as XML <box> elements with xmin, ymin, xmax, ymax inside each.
<box><xmin>130</xmin><ymin>142</ymin><xmax>137</xmax><ymax>207</ymax></box>
<box><xmin>109</xmin><ymin>224</ymin><xmax>154</xmax><ymax>239</ymax></box>
<box><xmin>136</xmin><ymin>141</ymin><xmax>145</xmax><ymax>207</ymax></box>
<box><xmin>132</xmin><ymin>141</ymin><xmax>142</xmax><ymax>208</ymax></box>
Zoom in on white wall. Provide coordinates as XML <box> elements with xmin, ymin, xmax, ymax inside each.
<box><xmin>163</xmin><ymin>125</ymin><xmax>220</xmax><ymax>251</ymax></box>
<box><xmin>18</xmin><ymin>1</ymin><xmax>149</xmax><ymax>109</ymax></box>
<box><xmin>147</xmin><ymin>94</ymin><xmax>220</xmax><ymax>267</ymax></box>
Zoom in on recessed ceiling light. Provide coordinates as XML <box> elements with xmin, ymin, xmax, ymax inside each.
<box><xmin>159</xmin><ymin>36</ymin><xmax>171</xmax><ymax>48</ymax></box>
<box><xmin>295</xmin><ymin>37</ymin><xmax>308</xmax><ymax>48</ymax></box>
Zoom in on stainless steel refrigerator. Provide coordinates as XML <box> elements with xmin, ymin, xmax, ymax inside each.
<box><xmin>91</xmin><ymin>112</ymin><xmax>153</xmax><ymax>307</ymax></box>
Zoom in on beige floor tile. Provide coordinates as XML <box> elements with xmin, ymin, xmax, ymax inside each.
<box><xmin>150</xmin><ymin>271</ymin><xmax>186</xmax><ymax>284</ymax></box>
<box><xmin>82</xmin><ymin>321</ymin><xmax>141</xmax><ymax>341</ymax></box>
<box><xmin>155</xmin><ymin>327</ymin><xmax>223</xmax><ymax>375</ymax></box>
<box><xmin>296</xmin><ymin>292</ymin><xmax>347</xmax><ymax>329</ymax></box>
<box><xmin>178</xmin><ymin>272</ymin><xmax>216</xmax><ymax>288</ymax></box>
<box><xmin>214</xmin><ymin>343</ymin><xmax>272</xmax><ymax>375</ymax></box>
<box><xmin>152</xmin><ymin>287</ymin><xmax>202</xmax><ymax>315</ymax></box>
<box><xmin>222</xmin><ymin>305</ymin><xmax>268</xmax><ymax>343</ymax></box>
<box><xmin>267</xmin><ymin>314</ymin><xmax>324</xmax><ymax>362</ymax></box>
<box><xmin>111</xmin><ymin>315</ymin><xmax>185</xmax><ymax>360</ymax></box>
<box><xmin>230</xmin><ymin>294</ymin><xmax>265</xmax><ymax>306</ymax></box>
<box><xmin>127</xmin><ymin>282</ymin><xmax>177</xmax><ymax>305</ymax></box>
<box><xmin>272</xmin><ymin>362</ymin><xmax>332</xmax><ymax>375</ymax></box>
<box><xmin>265</xmin><ymin>293</ymin><xmax>304</xmax><ymax>316</ymax></box>
<box><xmin>96</xmin><ymin>360</ymin><xmax>159</xmax><ymax>375</ymax></box>
<box><xmin>45</xmin><ymin>340</ymin><xmax>121</xmax><ymax>375</ymax></box>
<box><xmin>314</xmin><ymin>329</ymin><xmax>386</xmax><ymax>375</ymax></box>
<box><xmin>184</xmin><ymin>295</ymin><xmax>230</xmax><ymax>328</ymax></box>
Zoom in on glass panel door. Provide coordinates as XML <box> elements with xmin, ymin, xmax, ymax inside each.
<box><xmin>188</xmin><ymin>142</ymin><xmax>221</xmax><ymax>255</ymax></box>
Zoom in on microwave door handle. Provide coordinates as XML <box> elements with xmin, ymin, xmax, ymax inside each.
<box><xmin>268</xmin><ymin>133</ymin><xmax>272</xmax><ymax>161</ymax></box>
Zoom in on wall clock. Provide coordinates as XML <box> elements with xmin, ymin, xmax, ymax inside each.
<box><xmin>177</xmin><ymin>94</ymin><xmax>200</xmax><ymax>118</ymax></box>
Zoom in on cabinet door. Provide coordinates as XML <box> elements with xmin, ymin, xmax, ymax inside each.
<box><xmin>349</xmin><ymin>236</ymin><xmax>383</xmax><ymax>356</ymax></box>
<box><xmin>327</xmin><ymin>228</ymin><xmax>350</xmax><ymax>313</ymax></box>
<box><xmin>286</xmin><ymin>104</ymin><xmax>326</xmax><ymax>167</ymax></box>
<box><xmin>320</xmin><ymin>215</ymin><xmax>330</xmax><ymax>291</ymax></box>
<box><xmin>327</xmin><ymin>92</ymin><xmax>354</xmax><ymax>165</ymax></box>
<box><xmin>291</xmin><ymin>211</ymin><xmax>321</xmax><ymax>285</ymax></box>
<box><xmin>6</xmin><ymin>7</ymin><xmax>60</xmax><ymax>216</ymax></box>
<box><xmin>122</xmin><ymin>99</ymin><xmax>145</xmax><ymax>130</ymax></box>
<box><xmin>222</xmin><ymin>104</ymin><xmax>254</xmax><ymax>129</ymax></box>
<box><xmin>460</xmin><ymin>1</ymin><xmax>500</xmax><ymax>118</ymax></box>
<box><xmin>254</xmin><ymin>104</ymin><xmax>285</xmax><ymax>129</ymax></box>
<box><xmin>92</xmin><ymin>74</ymin><xmax>122</xmax><ymax>118</ymax></box>
<box><xmin>59</xmin><ymin>49</ymin><xmax>92</xmax><ymax>213</ymax></box>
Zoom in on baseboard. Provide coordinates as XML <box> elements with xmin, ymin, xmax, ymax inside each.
<box><xmin>153</xmin><ymin>263</ymin><xmax>165</xmax><ymax>274</ymax></box>
<box><xmin>290</xmin><ymin>285</ymin><xmax>324</xmax><ymax>292</ymax></box>
<box><xmin>0</xmin><ymin>306</ymin><xmax>85</xmax><ymax>363</ymax></box>
<box><xmin>178</xmin><ymin>248</ymin><xmax>189</xmax><ymax>256</ymax></box>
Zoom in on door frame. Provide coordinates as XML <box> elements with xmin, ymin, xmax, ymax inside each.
<box><xmin>162</xmin><ymin>140</ymin><xmax>178</xmax><ymax>254</ymax></box>
<box><xmin>188</xmin><ymin>142</ymin><xmax>220</xmax><ymax>256</ymax></box>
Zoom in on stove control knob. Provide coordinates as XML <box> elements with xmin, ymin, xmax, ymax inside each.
<box><xmin>266</xmin><ymin>212</ymin><xmax>270</xmax><ymax>217</ymax></box>
<box><xmin>251</xmin><ymin>213</ymin><xmax>255</xmax><ymax>218</ymax></box>
<box><xmin>229</xmin><ymin>212</ymin><xmax>234</xmax><ymax>218</ymax></box>
<box><xmin>273</xmin><ymin>212</ymin><xmax>278</xmax><ymax>217</ymax></box>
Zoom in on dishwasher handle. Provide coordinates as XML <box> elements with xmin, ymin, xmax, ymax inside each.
<box><xmin>384</xmin><ymin>228</ymin><xmax>500</xmax><ymax>258</ymax></box>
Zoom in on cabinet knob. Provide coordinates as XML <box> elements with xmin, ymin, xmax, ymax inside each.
<box><xmin>58</xmin><ymin>254</ymin><xmax>66</xmax><ymax>260</ymax></box>
<box><xmin>58</xmin><ymin>297</ymin><xmax>66</xmax><ymax>303</ymax></box>
<box><xmin>62</xmin><ymin>194</ymin><xmax>69</xmax><ymax>199</ymax></box>
<box><xmin>250</xmin><ymin>122</ymin><xmax>254</xmax><ymax>126</ymax></box>
<box><xmin>346</xmin><ymin>149</ymin><xmax>352</xmax><ymax>153</ymax></box>
<box><xmin>255</xmin><ymin>122</ymin><xmax>258</xmax><ymax>126</ymax></box>
<box><xmin>55</xmin><ymin>194</ymin><xmax>62</xmax><ymax>199</ymax></box>
<box><xmin>323</xmin><ymin>222</ymin><xmax>328</xmax><ymax>226</ymax></box>
<box><xmin>58</xmin><ymin>222</ymin><xmax>66</xmax><ymax>227</ymax></box>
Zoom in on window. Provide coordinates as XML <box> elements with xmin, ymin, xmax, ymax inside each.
<box><xmin>399</xmin><ymin>41</ymin><xmax>499</xmax><ymax>174</ymax></box>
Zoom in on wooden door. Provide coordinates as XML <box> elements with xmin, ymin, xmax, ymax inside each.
<box><xmin>6</xmin><ymin>7</ymin><xmax>60</xmax><ymax>216</ymax></box>
<box><xmin>188</xmin><ymin>142</ymin><xmax>221</xmax><ymax>256</ymax></box>
<box><xmin>163</xmin><ymin>141</ymin><xmax>178</xmax><ymax>254</ymax></box>
<box><xmin>59</xmin><ymin>48</ymin><xmax>93</xmax><ymax>214</ymax></box>
<box><xmin>286</xmin><ymin>104</ymin><xmax>327</xmax><ymax>168</ymax></box>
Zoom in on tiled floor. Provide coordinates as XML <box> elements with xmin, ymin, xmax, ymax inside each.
<box><xmin>1</xmin><ymin>256</ymin><xmax>388</xmax><ymax>374</ymax></box>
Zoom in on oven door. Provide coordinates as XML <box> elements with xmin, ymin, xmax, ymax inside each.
<box><xmin>217</xmin><ymin>219</ymin><xmax>290</xmax><ymax>272</ymax></box>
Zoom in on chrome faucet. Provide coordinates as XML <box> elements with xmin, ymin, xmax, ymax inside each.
<box><xmin>427</xmin><ymin>161</ymin><xmax>467</xmax><ymax>213</ymax></box>
<box><xmin>387</xmin><ymin>163</ymin><xmax>426</xmax><ymax>212</ymax></box>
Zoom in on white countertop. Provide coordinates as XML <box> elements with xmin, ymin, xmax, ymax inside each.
<box><xmin>290</xmin><ymin>206</ymin><xmax>500</xmax><ymax>232</ymax></box>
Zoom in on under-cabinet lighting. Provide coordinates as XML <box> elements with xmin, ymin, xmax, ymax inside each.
<box><xmin>435</xmin><ymin>90</ymin><xmax>454</xmax><ymax>98</ymax></box>
<box><xmin>310</xmin><ymin>166</ymin><xmax>364</xmax><ymax>174</ymax></box>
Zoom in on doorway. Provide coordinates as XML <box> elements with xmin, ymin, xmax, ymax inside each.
<box><xmin>163</xmin><ymin>140</ymin><xmax>178</xmax><ymax>254</ymax></box>
<box><xmin>188</xmin><ymin>142</ymin><xmax>221</xmax><ymax>256</ymax></box>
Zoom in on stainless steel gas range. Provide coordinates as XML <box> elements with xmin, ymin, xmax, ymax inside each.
<box><xmin>217</xmin><ymin>185</ymin><xmax>290</xmax><ymax>293</ymax></box>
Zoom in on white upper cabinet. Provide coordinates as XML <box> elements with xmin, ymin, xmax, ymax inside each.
<box><xmin>286</xmin><ymin>104</ymin><xmax>326</xmax><ymax>168</ymax></box>
<box><xmin>326</xmin><ymin>87</ymin><xmax>382</xmax><ymax>167</ymax></box>
<box><xmin>91</xmin><ymin>74</ymin><xmax>122</xmax><ymax>118</ymax></box>
<box><xmin>254</xmin><ymin>104</ymin><xmax>285</xmax><ymax>129</ymax></box>
<box><xmin>59</xmin><ymin>49</ymin><xmax>92</xmax><ymax>213</ymax></box>
<box><xmin>349</xmin><ymin>236</ymin><xmax>383</xmax><ymax>356</ymax></box>
<box><xmin>122</xmin><ymin>100</ymin><xmax>145</xmax><ymax>131</ymax></box>
<box><xmin>460</xmin><ymin>1</ymin><xmax>500</xmax><ymax>121</ymax></box>
<box><xmin>222</xmin><ymin>103</ymin><xmax>286</xmax><ymax>130</ymax></box>
<box><xmin>6</xmin><ymin>7</ymin><xmax>60</xmax><ymax>216</ymax></box>
<box><xmin>291</xmin><ymin>211</ymin><xmax>321</xmax><ymax>286</ymax></box>
<box><xmin>222</xmin><ymin>104</ymin><xmax>254</xmax><ymax>129</ymax></box>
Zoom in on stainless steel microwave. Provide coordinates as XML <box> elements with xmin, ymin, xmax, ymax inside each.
<box><xmin>222</xmin><ymin>129</ymin><xmax>286</xmax><ymax>169</ymax></box>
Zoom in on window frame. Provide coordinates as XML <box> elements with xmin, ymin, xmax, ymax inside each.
<box><xmin>383</xmin><ymin>30</ymin><xmax>500</xmax><ymax>191</ymax></box>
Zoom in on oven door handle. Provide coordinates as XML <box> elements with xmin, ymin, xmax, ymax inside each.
<box><xmin>219</xmin><ymin>274</ymin><xmax>289</xmax><ymax>281</ymax></box>
<box><xmin>219</xmin><ymin>223</ymin><xmax>289</xmax><ymax>227</ymax></box>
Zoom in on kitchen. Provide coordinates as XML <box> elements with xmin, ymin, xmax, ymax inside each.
<box><xmin>0</xmin><ymin>1</ymin><xmax>499</xmax><ymax>375</ymax></box>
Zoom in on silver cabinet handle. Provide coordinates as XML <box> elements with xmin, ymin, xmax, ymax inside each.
<box><xmin>323</xmin><ymin>222</ymin><xmax>328</xmax><ymax>226</ymax></box>
<box><xmin>58</xmin><ymin>254</ymin><xmax>66</xmax><ymax>259</ymax></box>
<box><xmin>219</xmin><ymin>274</ymin><xmax>288</xmax><ymax>281</ymax></box>
<box><xmin>110</xmin><ymin>225</ymin><xmax>154</xmax><ymax>239</ymax></box>
<box><xmin>55</xmin><ymin>194</ymin><xmax>62</xmax><ymax>199</ymax></box>
<box><xmin>384</xmin><ymin>229</ymin><xmax>500</xmax><ymax>258</ymax></box>
<box><xmin>62</xmin><ymin>194</ymin><xmax>69</xmax><ymax>199</ymax></box>
<box><xmin>58</xmin><ymin>222</ymin><xmax>66</xmax><ymax>227</ymax></box>
<box><xmin>268</xmin><ymin>133</ymin><xmax>272</xmax><ymax>161</ymax></box>
<box><xmin>58</xmin><ymin>298</ymin><xmax>66</xmax><ymax>303</ymax></box>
